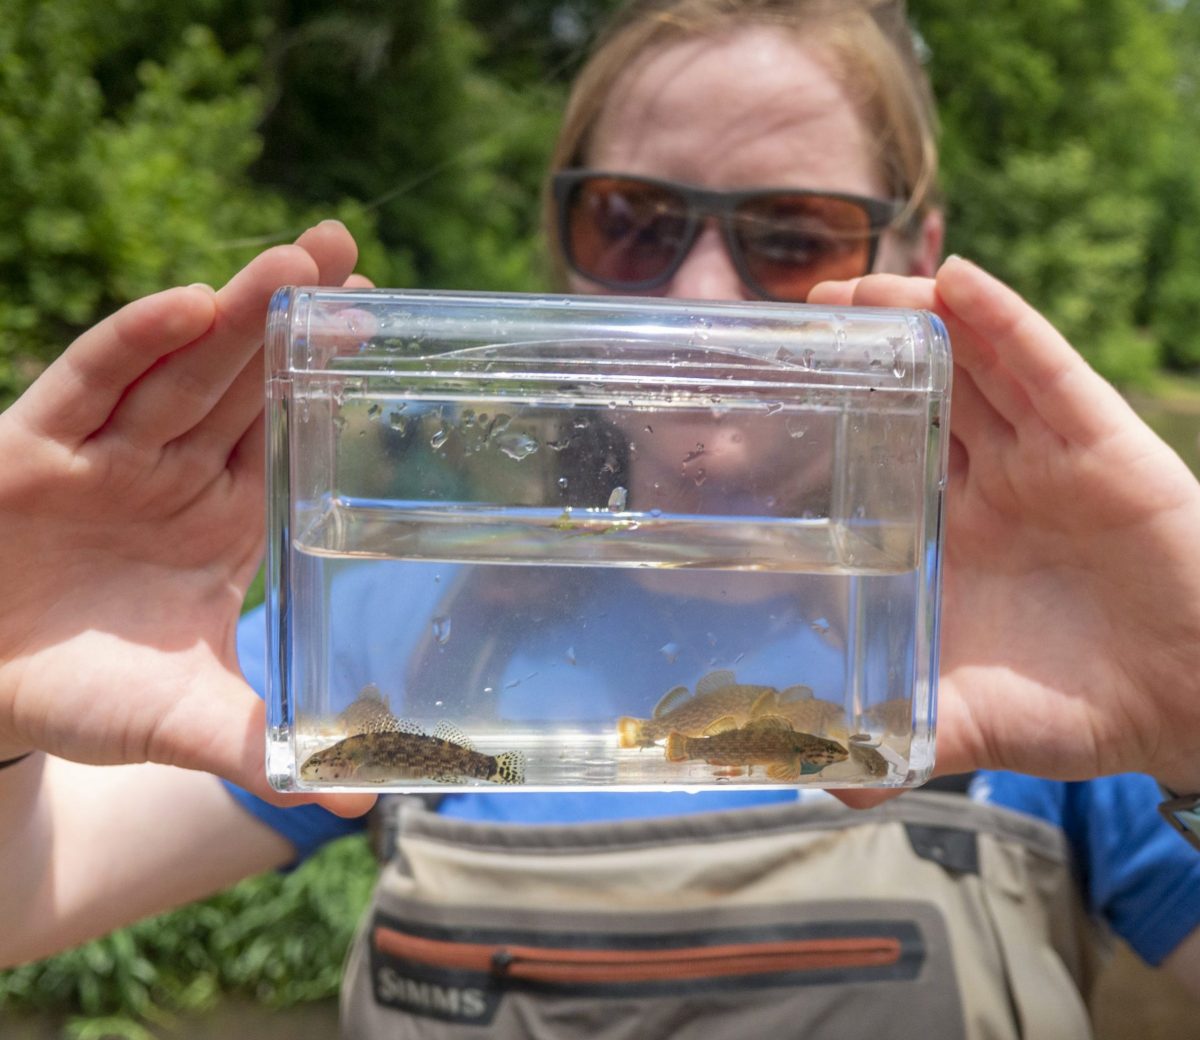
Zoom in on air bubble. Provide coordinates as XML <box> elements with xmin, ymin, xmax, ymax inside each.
<box><xmin>430</xmin><ymin>429</ymin><xmax>448</xmax><ymax>449</ymax></box>
<box><xmin>607</xmin><ymin>486</ymin><xmax>627</xmax><ymax>511</ymax></box>
<box><xmin>432</xmin><ymin>616</ymin><xmax>452</xmax><ymax>644</ymax></box>
<box><xmin>786</xmin><ymin>417</ymin><xmax>807</xmax><ymax>439</ymax></box>
<box><xmin>659</xmin><ymin>642</ymin><xmax>680</xmax><ymax>664</ymax></box>
<box><xmin>496</xmin><ymin>432</ymin><xmax>539</xmax><ymax>460</ymax></box>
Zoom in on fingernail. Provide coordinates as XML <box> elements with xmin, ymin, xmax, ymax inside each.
<box><xmin>187</xmin><ymin>282</ymin><xmax>216</xmax><ymax>295</ymax></box>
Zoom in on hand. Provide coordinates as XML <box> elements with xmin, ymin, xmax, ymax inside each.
<box><xmin>0</xmin><ymin>221</ymin><xmax>374</xmax><ymax>815</ymax></box>
<box><xmin>811</xmin><ymin>257</ymin><xmax>1200</xmax><ymax>793</ymax></box>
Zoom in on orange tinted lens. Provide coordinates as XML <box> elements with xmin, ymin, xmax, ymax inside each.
<box><xmin>565</xmin><ymin>177</ymin><xmax>691</xmax><ymax>286</ymax></box>
<box><xmin>734</xmin><ymin>194</ymin><xmax>874</xmax><ymax>300</ymax></box>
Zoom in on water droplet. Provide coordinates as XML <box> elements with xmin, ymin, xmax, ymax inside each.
<box><xmin>607</xmin><ymin>486</ymin><xmax>627</xmax><ymax>511</ymax></box>
<box><xmin>682</xmin><ymin>444</ymin><xmax>705</xmax><ymax>464</ymax></box>
<box><xmin>430</xmin><ymin>428</ymin><xmax>448</xmax><ymax>449</ymax></box>
<box><xmin>659</xmin><ymin>642</ymin><xmax>680</xmax><ymax>664</ymax></box>
<box><xmin>432</xmin><ymin>616</ymin><xmax>452</xmax><ymax>644</ymax></box>
<box><xmin>649</xmin><ymin>507</ymin><xmax>662</xmax><ymax>518</ymax></box>
<box><xmin>461</xmin><ymin>408</ymin><xmax>476</xmax><ymax>426</ymax></box>
<box><xmin>496</xmin><ymin>432</ymin><xmax>539</xmax><ymax>460</ymax></box>
<box><xmin>557</xmin><ymin>476</ymin><xmax>569</xmax><ymax>489</ymax></box>
<box><xmin>483</xmin><ymin>686</ymin><xmax>494</xmax><ymax>695</ymax></box>
<box><xmin>573</xmin><ymin>418</ymin><xmax>589</xmax><ymax>430</ymax></box>
<box><xmin>434</xmin><ymin>700</ymin><xmax>444</xmax><ymax>708</ymax></box>
<box><xmin>491</xmin><ymin>413</ymin><xmax>512</xmax><ymax>433</ymax></box>
<box><xmin>389</xmin><ymin>412</ymin><xmax>407</xmax><ymax>432</ymax></box>
<box><xmin>548</xmin><ymin>437</ymin><xmax>572</xmax><ymax>451</ymax></box>
<box><xmin>810</xmin><ymin>617</ymin><xmax>831</xmax><ymax>635</ymax></box>
<box><xmin>367</xmin><ymin>402</ymin><xmax>381</xmax><ymax>419</ymax></box>
<box><xmin>763</xmin><ymin>401</ymin><xmax>784</xmax><ymax>415</ymax></box>
<box><xmin>786</xmin><ymin>417</ymin><xmax>807</xmax><ymax>439</ymax></box>
<box><xmin>693</xmin><ymin>468</ymin><xmax>707</xmax><ymax>486</ymax></box>
<box><xmin>564</xmin><ymin>646</ymin><xmax>577</xmax><ymax>665</ymax></box>
<box><xmin>644</xmin><ymin>424</ymin><xmax>654</xmax><ymax>434</ymax></box>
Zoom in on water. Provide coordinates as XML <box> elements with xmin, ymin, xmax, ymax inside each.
<box><xmin>274</xmin><ymin>509</ymin><xmax>931</xmax><ymax>792</ymax></box>
<box><xmin>269</xmin><ymin>381</ymin><xmax>940</xmax><ymax>792</ymax></box>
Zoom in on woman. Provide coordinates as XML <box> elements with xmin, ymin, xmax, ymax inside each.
<box><xmin>2</xmin><ymin>0</ymin><xmax>1199</xmax><ymax>1033</ymax></box>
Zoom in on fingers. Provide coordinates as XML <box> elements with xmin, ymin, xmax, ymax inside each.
<box><xmin>106</xmin><ymin>221</ymin><xmax>360</xmax><ymax>453</ymax></box>
<box><xmin>103</xmin><ymin>244</ymin><xmax>323</xmax><ymax>450</ymax></box>
<box><xmin>934</xmin><ymin>257</ymin><xmax>1131</xmax><ymax>446</ymax></box>
<box><xmin>293</xmin><ymin>219</ymin><xmax>360</xmax><ymax>287</ymax></box>
<box><xmin>13</xmin><ymin>286</ymin><xmax>218</xmax><ymax>445</ymax></box>
<box><xmin>158</xmin><ymin>674</ymin><xmax>375</xmax><ymax>818</ymax></box>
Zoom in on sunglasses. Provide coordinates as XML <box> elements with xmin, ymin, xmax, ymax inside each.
<box><xmin>553</xmin><ymin>170</ymin><xmax>905</xmax><ymax>303</ymax></box>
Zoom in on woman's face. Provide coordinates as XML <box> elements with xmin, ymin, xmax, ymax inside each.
<box><xmin>574</xmin><ymin>26</ymin><xmax>938</xmax><ymax>301</ymax></box>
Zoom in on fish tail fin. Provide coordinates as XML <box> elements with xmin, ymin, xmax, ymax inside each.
<box><xmin>664</xmin><ymin>731</ymin><xmax>689</xmax><ymax>763</ymax></box>
<box><xmin>492</xmin><ymin>750</ymin><xmax>527</xmax><ymax>785</ymax></box>
<box><xmin>617</xmin><ymin>716</ymin><xmax>647</xmax><ymax>748</ymax></box>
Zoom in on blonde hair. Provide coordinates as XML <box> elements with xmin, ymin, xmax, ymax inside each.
<box><xmin>543</xmin><ymin>0</ymin><xmax>940</xmax><ymax>279</ymax></box>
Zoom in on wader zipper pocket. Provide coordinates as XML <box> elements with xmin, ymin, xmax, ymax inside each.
<box><xmin>374</xmin><ymin>924</ymin><xmax>905</xmax><ymax>985</ymax></box>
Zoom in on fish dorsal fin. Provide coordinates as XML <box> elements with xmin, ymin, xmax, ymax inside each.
<box><xmin>702</xmin><ymin>714</ymin><xmax>740</xmax><ymax>737</ymax></box>
<box><xmin>749</xmin><ymin>689</ymin><xmax>780</xmax><ymax>717</ymax></box>
<box><xmin>779</xmin><ymin>684</ymin><xmax>814</xmax><ymax>702</ymax></box>
<box><xmin>695</xmin><ymin>670</ymin><xmax>737</xmax><ymax>696</ymax></box>
<box><xmin>431</xmin><ymin>721</ymin><xmax>474</xmax><ymax>749</ymax></box>
<box><xmin>746</xmin><ymin>714</ymin><xmax>794</xmax><ymax>733</ymax></box>
<box><xmin>357</xmin><ymin>683</ymin><xmax>388</xmax><ymax>705</ymax></box>
<box><xmin>653</xmin><ymin>685</ymin><xmax>692</xmax><ymax>718</ymax></box>
<box><xmin>394</xmin><ymin>718</ymin><xmax>427</xmax><ymax>736</ymax></box>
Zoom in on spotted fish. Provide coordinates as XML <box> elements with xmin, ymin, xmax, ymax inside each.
<box><xmin>664</xmin><ymin>715</ymin><xmax>848</xmax><ymax>782</ymax></box>
<box><xmin>300</xmin><ymin>719</ymin><xmax>525</xmax><ymax>785</ymax></box>
<box><xmin>617</xmin><ymin>670</ymin><xmax>783</xmax><ymax>748</ymax></box>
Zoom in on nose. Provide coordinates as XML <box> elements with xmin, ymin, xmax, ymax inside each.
<box><xmin>665</xmin><ymin>221</ymin><xmax>747</xmax><ymax>302</ymax></box>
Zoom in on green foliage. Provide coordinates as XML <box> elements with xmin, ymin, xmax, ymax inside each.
<box><xmin>0</xmin><ymin>835</ymin><xmax>377</xmax><ymax>1029</ymax></box>
<box><xmin>911</xmin><ymin>0</ymin><xmax>1186</xmax><ymax>384</ymax></box>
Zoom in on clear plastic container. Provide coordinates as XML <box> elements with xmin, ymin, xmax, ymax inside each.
<box><xmin>264</xmin><ymin>288</ymin><xmax>950</xmax><ymax>792</ymax></box>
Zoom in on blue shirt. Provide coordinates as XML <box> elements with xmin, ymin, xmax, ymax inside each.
<box><xmin>225</xmin><ymin>604</ymin><xmax>1200</xmax><ymax>967</ymax></box>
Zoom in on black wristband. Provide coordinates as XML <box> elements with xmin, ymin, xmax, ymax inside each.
<box><xmin>0</xmin><ymin>752</ymin><xmax>33</xmax><ymax>771</ymax></box>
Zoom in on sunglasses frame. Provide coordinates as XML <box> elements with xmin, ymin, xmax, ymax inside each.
<box><xmin>553</xmin><ymin>169</ymin><xmax>906</xmax><ymax>302</ymax></box>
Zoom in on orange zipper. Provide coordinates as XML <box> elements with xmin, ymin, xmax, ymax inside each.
<box><xmin>374</xmin><ymin>926</ymin><xmax>901</xmax><ymax>985</ymax></box>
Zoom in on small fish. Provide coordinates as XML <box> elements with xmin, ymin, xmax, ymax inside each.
<box><xmin>664</xmin><ymin>715</ymin><xmax>848</xmax><ymax>782</ymax></box>
<box><xmin>750</xmin><ymin>686</ymin><xmax>849</xmax><ymax>741</ymax></box>
<box><xmin>617</xmin><ymin>670</ymin><xmax>780</xmax><ymax>748</ymax></box>
<box><xmin>847</xmin><ymin>733</ymin><xmax>889</xmax><ymax>779</ymax></box>
<box><xmin>301</xmin><ymin>719</ymin><xmax>525</xmax><ymax>785</ymax></box>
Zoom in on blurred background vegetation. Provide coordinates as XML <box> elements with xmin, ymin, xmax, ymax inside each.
<box><xmin>2</xmin><ymin>0</ymin><xmax>1200</xmax><ymax>1036</ymax></box>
